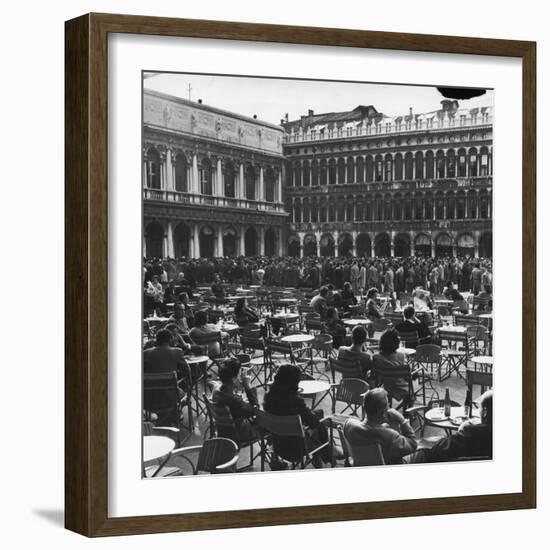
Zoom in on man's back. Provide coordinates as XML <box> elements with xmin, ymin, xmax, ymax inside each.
<box><xmin>143</xmin><ymin>346</ymin><xmax>187</xmax><ymax>376</ymax></box>
<box><xmin>344</xmin><ymin>417</ymin><xmax>417</xmax><ymax>464</ymax></box>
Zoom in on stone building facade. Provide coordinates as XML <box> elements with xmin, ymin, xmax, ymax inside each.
<box><xmin>143</xmin><ymin>89</ymin><xmax>287</xmax><ymax>259</ymax></box>
<box><xmin>282</xmin><ymin>100</ymin><xmax>493</xmax><ymax>259</ymax></box>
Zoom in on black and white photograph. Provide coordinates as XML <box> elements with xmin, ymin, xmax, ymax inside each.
<box><xmin>141</xmin><ymin>72</ymin><xmax>494</xmax><ymax>477</ymax></box>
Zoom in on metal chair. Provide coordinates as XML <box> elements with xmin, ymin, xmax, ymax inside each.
<box><xmin>144</xmin><ymin>437</ymin><xmax>240</xmax><ymax>476</ymax></box>
<box><xmin>266</xmin><ymin>338</ymin><xmax>311</xmax><ymax>379</ymax></box>
<box><xmin>203</xmin><ymin>394</ymin><xmax>261</xmax><ymax>471</ymax></box>
<box><xmin>240</xmin><ymin>336</ymin><xmax>268</xmax><ymax>386</ymax></box>
<box><xmin>255</xmin><ymin>410</ymin><xmax>330</xmax><ymax>470</ymax></box>
<box><xmin>338</xmin><ymin>425</ymin><xmax>385</xmax><ymax>467</ymax></box>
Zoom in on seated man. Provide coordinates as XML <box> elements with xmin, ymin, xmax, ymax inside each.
<box><xmin>394</xmin><ymin>305</ymin><xmax>431</xmax><ymax>347</ymax></box>
<box><xmin>143</xmin><ymin>328</ymin><xmax>190</xmax><ymax>383</ymax></box>
<box><xmin>167</xmin><ymin>302</ymin><xmax>190</xmax><ymax>334</ymax></box>
<box><xmin>189</xmin><ymin>310</ymin><xmax>228</xmax><ymax>357</ymax></box>
<box><xmin>325</xmin><ymin>307</ymin><xmax>347</xmax><ymax>349</ymax></box>
<box><xmin>211</xmin><ymin>358</ymin><xmax>259</xmax><ymax>444</ymax></box>
<box><xmin>443</xmin><ymin>280</ymin><xmax>469</xmax><ymax>314</ymax></box>
<box><xmin>310</xmin><ymin>286</ymin><xmax>329</xmax><ymax>320</ymax></box>
<box><xmin>344</xmin><ymin>387</ymin><xmax>417</xmax><ymax>465</ymax></box>
<box><xmin>406</xmin><ymin>390</ymin><xmax>493</xmax><ymax>464</ymax></box>
<box><xmin>338</xmin><ymin>325</ymin><xmax>372</xmax><ymax>379</ymax></box>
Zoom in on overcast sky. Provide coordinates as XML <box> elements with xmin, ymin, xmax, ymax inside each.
<box><xmin>144</xmin><ymin>72</ymin><xmax>494</xmax><ymax>126</ymax></box>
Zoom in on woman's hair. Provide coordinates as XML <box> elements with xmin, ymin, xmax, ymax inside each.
<box><xmin>235</xmin><ymin>297</ymin><xmax>245</xmax><ymax>312</ymax></box>
<box><xmin>379</xmin><ymin>329</ymin><xmax>400</xmax><ymax>354</ymax></box>
<box><xmin>272</xmin><ymin>363</ymin><xmax>300</xmax><ymax>393</ymax></box>
<box><xmin>194</xmin><ymin>310</ymin><xmax>207</xmax><ymax>326</ymax></box>
<box><xmin>218</xmin><ymin>358</ymin><xmax>241</xmax><ymax>384</ymax></box>
<box><xmin>366</xmin><ymin>287</ymin><xmax>378</xmax><ymax>300</ymax></box>
<box><xmin>326</xmin><ymin>307</ymin><xmax>337</xmax><ymax>319</ymax></box>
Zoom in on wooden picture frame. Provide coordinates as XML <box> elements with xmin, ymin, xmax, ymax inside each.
<box><xmin>65</xmin><ymin>12</ymin><xmax>536</xmax><ymax>537</ymax></box>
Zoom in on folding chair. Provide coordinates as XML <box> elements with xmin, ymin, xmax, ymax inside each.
<box><xmin>143</xmin><ymin>371</ymin><xmax>193</xmax><ymax>442</ymax></box>
<box><xmin>466</xmin><ymin>325</ymin><xmax>490</xmax><ymax>357</ymax></box>
<box><xmin>265</xmin><ymin>338</ymin><xmax>311</xmax><ymax>379</ymax></box>
<box><xmin>255</xmin><ymin>410</ymin><xmax>330</xmax><ymax>470</ymax></box>
<box><xmin>371</xmin><ymin>358</ymin><xmax>425</xmax><ymax>409</ymax></box>
<box><xmin>338</xmin><ymin>425</ymin><xmax>385</xmax><ymax>467</ymax></box>
<box><xmin>466</xmin><ymin>364</ymin><xmax>493</xmax><ymax>398</ymax></box>
<box><xmin>240</xmin><ymin>335</ymin><xmax>268</xmax><ymax>387</ymax></box>
<box><xmin>144</xmin><ymin>437</ymin><xmax>240</xmax><ymax>477</ymax></box>
<box><xmin>396</xmin><ymin>328</ymin><xmax>419</xmax><ymax>350</ymax></box>
<box><xmin>204</xmin><ymin>395</ymin><xmax>261</xmax><ymax>471</ymax></box>
<box><xmin>438</xmin><ymin>330</ymin><xmax>470</xmax><ymax>380</ymax></box>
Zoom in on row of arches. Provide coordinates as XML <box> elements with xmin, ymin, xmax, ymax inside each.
<box><xmin>144</xmin><ymin>221</ymin><xmax>280</xmax><ymax>259</ymax></box>
<box><xmin>144</xmin><ymin>147</ymin><xmax>278</xmax><ymax>202</ymax></box>
<box><xmin>287</xmin><ymin>147</ymin><xmax>492</xmax><ymax>187</ymax></box>
<box><xmin>291</xmin><ymin>189</ymin><xmax>491</xmax><ymax>224</ymax></box>
<box><xmin>288</xmin><ymin>231</ymin><xmax>493</xmax><ymax>258</ymax></box>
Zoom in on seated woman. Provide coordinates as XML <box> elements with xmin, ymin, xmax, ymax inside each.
<box><xmin>443</xmin><ymin>280</ymin><xmax>469</xmax><ymax>314</ymax></box>
<box><xmin>263</xmin><ymin>364</ymin><xmax>332</xmax><ymax>466</ymax></box>
<box><xmin>365</xmin><ymin>287</ymin><xmax>382</xmax><ymax>320</ymax></box>
<box><xmin>337</xmin><ymin>325</ymin><xmax>372</xmax><ymax>379</ymax></box>
<box><xmin>211</xmin><ymin>358</ymin><xmax>259</xmax><ymax>444</ymax></box>
<box><xmin>325</xmin><ymin>307</ymin><xmax>347</xmax><ymax>349</ymax></box>
<box><xmin>372</xmin><ymin>330</ymin><xmax>410</xmax><ymax>407</ymax></box>
<box><xmin>341</xmin><ymin>281</ymin><xmax>358</xmax><ymax>313</ymax></box>
<box><xmin>234</xmin><ymin>297</ymin><xmax>260</xmax><ymax>327</ymax></box>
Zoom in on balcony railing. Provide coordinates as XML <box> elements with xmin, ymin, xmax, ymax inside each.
<box><xmin>286</xmin><ymin>177</ymin><xmax>492</xmax><ymax>195</ymax></box>
<box><xmin>143</xmin><ymin>188</ymin><xmax>286</xmax><ymax>213</ymax></box>
<box><xmin>283</xmin><ymin>117</ymin><xmax>492</xmax><ymax>144</ymax></box>
<box><xmin>290</xmin><ymin>219</ymin><xmax>491</xmax><ymax>233</ymax></box>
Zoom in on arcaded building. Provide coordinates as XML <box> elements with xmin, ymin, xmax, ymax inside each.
<box><xmin>282</xmin><ymin>100</ymin><xmax>493</xmax><ymax>259</ymax></box>
<box><xmin>143</xmin><ymin>89</ymin><xmax>287</xmax><ymax>259</ymax></box>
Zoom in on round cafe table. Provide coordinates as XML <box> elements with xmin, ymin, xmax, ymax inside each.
<box><xmin>281</xmin><ymin>333</ymin><xmax>314</xmax><ymax>344</ymax></box>
<box><xmin>298</xmin><ymin>379</ymin><xmax>332</xmax><ymax>410</ymax></box>
<box><xmin>143</xmin><ymin>435</ymin><xmax>176</xmax><ymax>477</ymax></box>
<box><xmin>439</xmin><ymin>324</ymin><xmax>467</xmax><ymax>333</ymax></box>
<box><xmin>217</xmin><ymin>323</ymin><xmax>240</xmax><ymax>335</ymax></box>
<box><xmin>343</xmin><ymin>318</ymin><xmax>373</xmax><ymax>327</ymax></box>
<box><xmin>397</xmin><ymin>347</ymin><xmax>416</xmax><ymax>357</ymax></box>
<box><xmin>478</xmin><ymin>313</ymin><xmax>493</xmax><ymax>319</ymax></box>
<box><xmin>186</xmin><ymin>355</ymin><xmax>210</xmax><ymax>366</ymax></box>
<box><xmin>273</xmin><ymin>312</ymin><xmax>299</xmax><ymax>320</ymax></box>
<box><xmin>425</xmin><ymin>406</ymin><xmax>481</xmax><ymax>432</ymax></box>
<box><xmin>471</xmin><ymin>355</ymin><xmax>493</xmax><ymax>366</ymax></box>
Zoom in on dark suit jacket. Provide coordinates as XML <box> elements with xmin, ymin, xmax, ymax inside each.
<box><xmin>425</xmin><ymin>422</ymin><xmax>492</xmax><ymax>462</ymax></box>
<box><xmin>143</xmin><ymin>346</ymin><xmax>189</xmax><ymax>379</ymax></box>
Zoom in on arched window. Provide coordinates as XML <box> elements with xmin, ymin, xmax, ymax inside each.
<box><xmin>294</xmin><ymin>200</ymin><xmax>302</xmax><ymax>223</ymax></box>
<box><xmin>311</xmin><ymin>199</ymin><xmax>318</xmax><ymax>222</ymax></box>
<box><xmin>468</xmin><ymin>148</ymin><xmax>478</xmax><ymax>177</ymax></box>
<box><xmin>404</xmin><ymin>194</ymin><xmax>412</xmax><ymax>220</ymax></box>
<box><xmin>200</xmin><ymin>157</ymin><xmax>212</xmax><ymax>195</ymax></box>
<box><xmin>337</xmin><ymin>199</ymin><xmax>346</xmax><ymax>221</ymax></box>
<box><xmin>294</xmin><ymin>161</ymin><xmax>302</xmax><ymax>187</ymax></box>
<box><xmin>320</xmin><ymin>159</ymin><xmax>327</xmax><ymax>186</ymax></box>
<box><xmin>146</xmin><ymin>148</ymin><xmax>161</xmax><ymax>189</ymax></box>
<box><xmin>356</xmin><ymin>156</ymin><xmax>365</xmax><ymax>183</ymax></box>
<box><xmin>337</xmin><ymin>158</ymin><xmax>346</xmax><ymax>183</ymax></box>
<box><xmin>385</xmin><ymin>154</ymin><xmax>393</xmax><ymax>181</ymax></box>
<box><xmin>447</xmin><ymin>150</ymin><xmax>456</xmax><ymax>178</ymax></box>
<box><xmin>365</xmin><ymin>156</ymin><xmax>374</xmax><ymax>182</ymax></box>
<box><xmin>224</xmin><ymin>160</ymin><xmax>236</xmax><ymax>198</ymax></box>
<box><xmin>346</xmin><ymin>200</ymin><xmax>354</xmax><ymax>222</ymax></box>
<box><xmin>435</xmin><ymin>193</ymin><xmax>445</xmax><ymax>219</ymax></box>
<box><xmin>347</xmin><ymin>157</ymin><xmax>355</xmax><ymax>183</ymax></box>
<box><xmin>303</xmin><ymin>199</ymin><xmax>310</xmax><ymax>223</ymax></box>
<box><xmin>245</xmin><ymin>165</ymin><xmax>256</xmax><ymax>200</ymax></box>
<box><xmin>265</xmin><ymin>167</ymin><xmax>275</xmax><ymax>202</ymax></box>
<box><xmin>415</xmin><ymin>151</ymin><xmax>424</xmax><ymax>179</ymax></box>
<box><xmin>414</xmin><ymin>193</ymin><xmax>423</xmax><ymax>219</ymax></box>
<box><xmin>174</xmin><ymin>153</ymin><xmax>188</xmax><ymax>192</ymax></box>
<box><xmin>457</xmin><ymin>148</ymin><xmax>467</xmax><ymax>177</ymax></box>
<box><xmin>394</xmin><ymin>153</ymin><xmax>403</xmax><ymax>181</ymax></box>
<box><xmin>436</xmin><ymin>150</ymin><xmax>445</xmax><ymax>178</ymax></box>
<box><xmin>311</xmin><ymin>159</ymin><xmax>319</xmax><ymax>186</ymax></box>
<box><xmin>328</xmin><ymin>159</ymin><xmax>336</xmax><ymax>185</ymax></box>
<box><xmin>456</xmin><ymin>191</ymin><xmax>466</xmax><ymax>218</ymax></box>
<box><xmin>375</xmin><ymin>155</ymin><xmax>383</xmax><ymax>182</ymax></box>
<box><xmin>302</xmin><ymin>160</ymin><xmax>310</xmax><ymax>186</ymax></box>
<box><xmin>394</xmin><ymin>194</ymin><xmax>402</xmax><ymax>220</ymax></box>
<box><xmin>425</xmin><ymin>194</ymin><xmax>433</xmax><ymax>219</ymax></box>
<box><xmin>328</xmin><ymin>200</ymin><xmax>336</xmax><ymax>222</ymax></box>
<box><xmin>447</xmin><ymin>192</ymin><xmax>455</xmax><ymax>219</ymax></box>
<box><xmin>480</xmin><ymin>146</ymin><xmax>490</xmax><ymax>176</ymax></box>
<box><xmin>425</xmin><ymin>151</ymin><xmax>434</xmax><ymax>179</ymax></box>
<box><xmin>320</xmin><ymin>199</ymin><xmax>327</xmax><ymax>222</ymax></box>
<box><xmin>404</xmin><ymin>153</ymin><xmax>413</xmax><ymax>180</ymax></box>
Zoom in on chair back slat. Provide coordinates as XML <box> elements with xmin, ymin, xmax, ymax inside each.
<box><xmin>255</xmin><ymin>410</ymin><xmax>305</xmax><ymax>438</ymax></box>
<box><xmin>196</xmin><ymin>438</ymin><xmax>239</xmax><ymax>473</ymax></box>
<box><xmin>330</xmin><ymin>357</ymin><xmax>363</xmax><ymax>382</ymax></box>
<box><xmin>335</xmin><ymin>378</ymin><xmax>369</xmax><ymax>407</ymax></box>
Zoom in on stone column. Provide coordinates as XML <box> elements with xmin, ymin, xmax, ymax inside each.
<box><xmin>352</xmin><ymin>230</ymin><xmax>358</xmax><ymax>257</ymax></box>
<box><xmin>334</xmin><ymin>230</ymin><xmax>339</xmax><ymax>257</ymax></box>
<box><xmin>193</xmin><ymin>224</ymin><xmax>200</xmax><ymax>259</ymax></box>
<box><xmin>474</xmin><ymin>231</ymin><xmax>480</xmax><ymax>258</ymax></box>
<box><xmin>143</xmin><ymin>161</ymin><xmax>148</xmax><ymax>188</ymax></box>
<box><xmin>167</xmin><ymin>221</ymin><xmax>174</xmax><ymax>258</ymax></box>
<box><xmin>259</xmin><ymin>226</ymin><xmax>265</xmax><ymax>256</ymax></box>
<box><xmin>192</xmin><ymin>154</ymin><xmax>199</xmax><ymax>194</ymax></box>
<box><xmin>410</xmin><ymin>232</ymin><xmax>416</xmax><ymax>256</ymax></box>
<box><xmin>162</xmin><ymin>229</ymin><xmax>168</xmax><ymax>258</ymax></box>
<box><xmin>278</xmin><ymin>228</ymin><xmax>284</xmax><ymax>256</ymax></box>
<box><xmin>216</xmin><ymin>226</ymin><xmax>224</xmax><ymax>257</ymax></box>
<box><xmin>259</xmin><ymin>166</ymin><xmax>264</xmax><ymax>202</ymax></box>
<box><xmin>217</xmin><ymin>158</ymin><xmax>223</xmax><ymax>196</ymax></box>
<box><xmin>277</xmin><ymin>170</ymin><xmax>283</xmax><ymax>203</ymax></box>
<box><xmin>239</xmin><ymin>228</ymin><xmax>245</xmax><ymax>256</ymax></box>
<box><xmin>166</xmin><ymin>149</ymin><xmax>174</xmax><ymax>191</ymax></box>
<box><xmin>390</xmin><ymin>231</ymin><xmax>395</xmax><ymax>257</ymax></box>
<box><xmin>431</xmin><ymin>239</ymin><xmax>435</xmax><ymax>258</ymax></box>
<box><xmin>298</xmin><ymin>233</ymin><xmax>304</xmax><ymax>258</ymax></box>
<box><xmin>239</xmin><ymin>163</ymin><xmax>245</xmax><ymax>200</ymax></box>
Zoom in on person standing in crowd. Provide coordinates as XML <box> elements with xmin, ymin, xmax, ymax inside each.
<box><xmin>350</xmin><ymin>261</ymin><xmax>360</xmax><ymax>294</ymax></box>
<box><xmin>471</xmin><ymin>263</ymin><xmax>483</xmax><ymax>295</ymax></box>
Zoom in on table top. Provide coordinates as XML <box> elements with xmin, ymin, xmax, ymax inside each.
<box><xmin>185</xmin><ymin>355</ymin><xmax>210</xmax><ymax>364</ymax></box>
<box><xmin>275</xmin><ymin>298</ymin><xmax>298</xmax><ymax>304</ymax></box>
<box><xmin>397</xmin><ymin>347</ymin><xmax>416</xmax><ymax>356</ymax></box>
<box><xmin>273</xmin><ymin>312</ymin><xmax>299</xmax><ymax>320</ymax></box>
<box><xmin>439</xmin><ymin>324</ymin><xmax>467</xmax><ymax>333</ymax></box>
<box><xmin>144</xmin><ymin>316</ymin><xmax>170</xmax><ymax>323</ymax></box>
<box><xmin>435</xmin><ymin>299</ymin><xmax>454</xmax><ymax>304</ymax></box>
<box><xmin>478</xmin><ymin>313</ymin><xmax>493</xmax><ymax>319</ymax></box>
<box><xmin>217</xmin><ymin>323</ymin><xmax>240</xmax><ymax>332</ymax></box>
<box><xmin>282</xmin><ymin>333</ymin><xmax>315</xmax><ymax>344</ymax></box>
<box><xmin>425</xmin><ymin>406</ymin><xmax>481</xmax><ymax>430</ymax></box>
<box><xmin>236</xmin><ymin>288</ymin><xmax>254</xmax><ymax>293</ymax></box>
<box><xmin>143</xmin><ymin>435</ymin><xmax>175</xmax><ymax>463</ymax></box>
<box><xmin>343</xmin><ymin>318</ymin><xmax>373</xmax><ymax>326</ymax></box>
<box><xmin>299</xmin><ymin>379</ymin><xmax>331</xmax><ymax>395</ymax></box>
<box><xmin>471</xmin><ymin>355</ymin><xmax>494</xmax><ymax>365</ymax></box>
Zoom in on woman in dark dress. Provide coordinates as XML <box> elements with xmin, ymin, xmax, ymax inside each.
<box><xmin>263</xmin><ymin>364</ymin><xmax>332</xmax><ymax>466</ymax></box>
